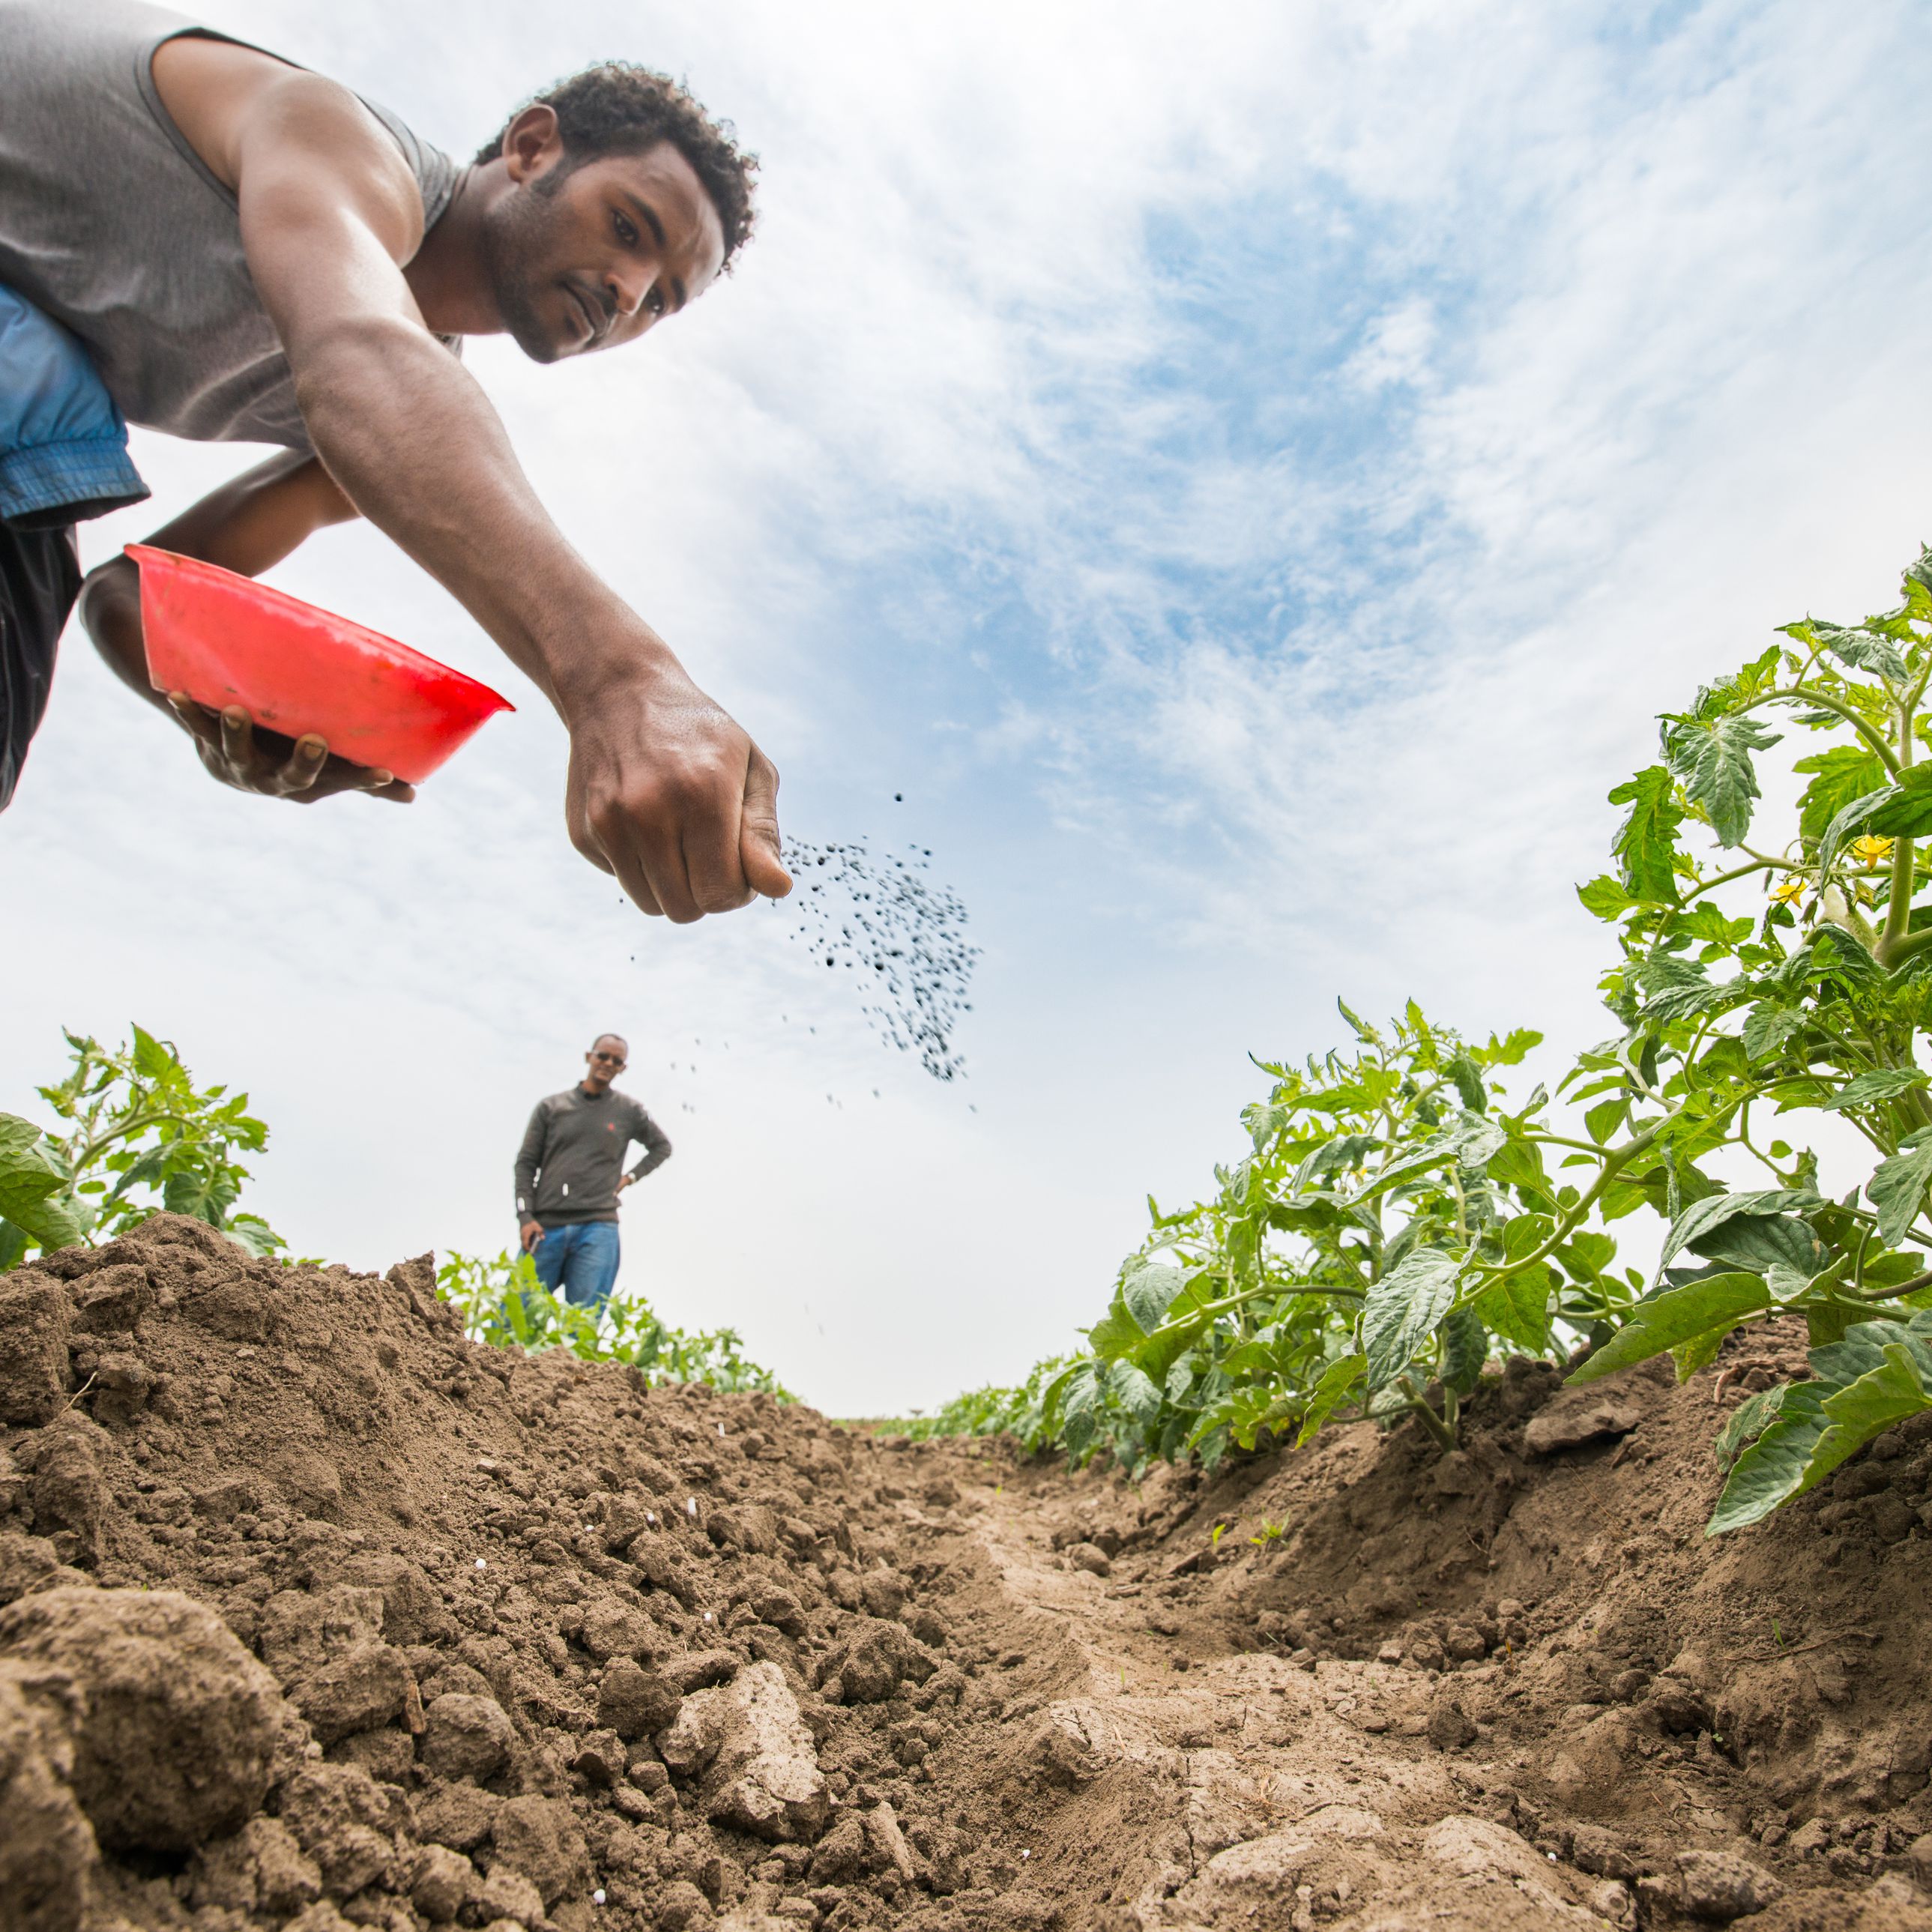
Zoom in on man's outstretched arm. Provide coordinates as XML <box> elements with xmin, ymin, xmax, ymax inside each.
<box><xmin>203</xmin><ymin>62</ymin><xmax>787</xmax><ymax>920</ymax></box>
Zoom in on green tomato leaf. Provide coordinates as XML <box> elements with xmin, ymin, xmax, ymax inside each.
<box><xmin>1087</xmin><ymin>1295</ymin><xmax>1147</xmax><ymax>1363</ymax></box>
<box><xmin>1481</xmin><ymin>1027</ymin><xmax>1544</xmax><ymax>1066</ymax></box>
<box><xmin>1661</xmin><ymin>710</ymin><xmax>1780</xmax><ymax>848</ymax></box>
<box><xmin>1811</xmin><ymin>621</ymin><xmax>1908</xmax><ymax>687</ymax></box>
<box><xmin>1108</xmin><ymin>1360</ymin><xmax>1164</xmax><ymax>1426</ymax></box>
<box><xmin>1820</xmin><ymin>767</ymin><xmax>1932</xmax><ymax>875</ymax></box>
<box><xmin>1822</xmin><ymin>1066</ymin><xmax>1928</xmax><ymax>1113</ymax></box>
<box><xmin>0</xmin><ymin>1112</ymin><xmax>63</xmax><ymax>1210</ymax></box>
<box><xmin>1294</xmin><ymin>1353</ymin><xmax>1366</xmax><ymax>1448</ymax></box>
<box><xmin>1608</xmin><ymin>766</ymin><xmax>1683</xmax><ymax>906</ymax></box>
<box><xmin>1446</xmin><ymin>1054</ymin><xmax>1486</xmax><ymax>1114</ymax></box>
<box><xmin>1868</xmin><ymin>1141</ymin><xmax>1932</xmax><ymax>1248</ymax></box>
<box><xmin>1335</xmin><ymin>998</ymin><xmax>1379</xmax><ymax>1044</ymax></box>
<box><xmin>1363</xmin><ymin>1249</ymin><xmax>1460</xmax><ymax>1389</ymax></box>
<box><xmin>1707</xmin><ymin>1316</ymin><xmax>1932</xmax><ymax>1533</ymax></box>
<box><xmin>1288</xmin><ymin>1134</ymin><xmax>1383</xmax><ymax>1198</ymax></box>
<box><xmin>1793</xmin><ymin>745</ymin><xmax>1888</xmax><ymax>842</ymax></box>
<box><xmin>0</xmin><ymin>1113</ymin><xmax>83</xmax><ymax>1255</ymax></box>
<box><xmin>1712</xmin><ymin>1380</ymin><xmax>1796</xmax><ymax>1467</ymax></box>
<box><xmin>1671</xmin><ymin>1325</ymin><xmax>1731</xmax><ymax>1382</ymax></box>
<box><xmin>1486</xmin><ymin>1138</ymin><xmax>1555</xmax><ymax>1209</ymax></box>
<box><xmin>1471</xmin><ymin>1265</ymin><xmax>1554</xmax><ymax>1354</ymax></box>
<box><xmin>1120</xmin><ymin>1261</ymin><xmax>1184</xmax><ymax>1337</ymax></box>
<box><xmin>1742</xmin><ymin>1006</ymin><xmax>1807</xmax><ymax>1063</ymax></box>
<box><xmin>1706</xmin><ymin>1383</ymin><xmax>1832</xmax><ymax>1533</ymax></box>
<box><xmin>1657</xmin><ymin>1189</ymin><xmax>1821</xmax><ymax>1273</ymax></box>
<box><xmin>1352</xmin><ymin>1113</ymin><xmax>1506</xmax><ymax>1203</ymax></box>
<box><xmin>1440</xmin><ymin>1305</ymin><xmax>1487</xmax><ymax>1395</ymax></box>
<box><xmin>1567</xmin><ymin>1272</ymin><xmax>1772</xmax><ymax>1383</ymax></box>
<box><xmin>1577</xmin><ymin>875</ymin><xmax>1639</xmax><ymax>922</ymax></box>
<box><xmin>1688</xmin><ymin>1212</ymin><xmax>1827</xmax><ymax>1282</ymax></box>
<box><xmin>1555</xmin><ymin>1230</ymin><xmax>1617</xmax><ymax>1281</ymax></box>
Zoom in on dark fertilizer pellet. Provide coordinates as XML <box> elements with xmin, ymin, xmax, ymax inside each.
<box><xmin>777</xmin><ymin>836</ymin><xmax>979</xmax><ymax>1081</ymax></box>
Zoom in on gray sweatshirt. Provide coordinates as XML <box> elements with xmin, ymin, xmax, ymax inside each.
<box><xmin>514</xmin><ymin>1087</ymin><xmax>671</xmax><ymax>1228</ymax></box>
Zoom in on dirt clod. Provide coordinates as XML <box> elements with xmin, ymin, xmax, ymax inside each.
<box><xmin>1678</xmin><ymin>1847</ymin><xmax>1782</xmax><ymax>1920</ymax></box>
<box><xmin>0</xmin><ymin>1584</ymin><xmax>286</xmax><ymax>1853</ymax></box>
<box><xmin>0</xmin><ymin>1273</ymin><xmax>72</xmax><ymax>1425</ymax></box>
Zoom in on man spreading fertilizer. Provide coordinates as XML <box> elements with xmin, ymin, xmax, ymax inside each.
<box><xmin>515</xmin><ymin>1034</ymin><xmax>671</xmax><ymax>1314</ymax></box>
<box><xmin>0</xmin><ymin>1</ymin><xmax>790</xmax><ymax>926</ymax></box>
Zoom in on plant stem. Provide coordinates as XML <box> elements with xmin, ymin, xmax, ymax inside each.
<box><xmin>1468</xmin><ymin>1120</ymin><xmax>1666</xmax><ymax>1288</ymax></box>
<box><xmin>1398</xmin><ymin>1375</ymin><xmax>1458</xmax><ymax>1451</ymax></box>
<box><xmin>1680</xmin><ymin>858</ymin><xmax>1779</xmax><ymax>905</ymax></box>
<box><xmin>1736</xmin><ymin>688</ymin><xmax>1901</xmax><ymax>771</ymax></box>
<box><xmin>1876</xmin><ymin>691</ymin><xmax>1919</xmax><ymax>965</ymax></box>
<box><xmin>1877</xmin><ymin>923</ymin><xmax>1932</xmax><ymax>967</ymax></box>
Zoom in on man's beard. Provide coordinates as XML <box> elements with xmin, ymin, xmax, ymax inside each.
<box><xmin>480</xmin><ymin>172</ymin><xmax>569</xmax><ymax>364</ymax></box>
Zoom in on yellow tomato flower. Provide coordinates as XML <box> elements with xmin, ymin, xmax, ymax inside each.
<box><xmin>1849</xmin><ymin>834</ymin><xmax>1897</xmax><ymax>866</ymax></box>
<box><xmin>1770</xmin><ymin>876</ymin><xmax>1807</xmax><ymax>906</ymax></box>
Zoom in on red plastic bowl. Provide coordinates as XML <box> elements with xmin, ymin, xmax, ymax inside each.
<box><xmin>130</xmin><ymin>544</ymin><xmax>513</xmax><ymax>785</ymax></box>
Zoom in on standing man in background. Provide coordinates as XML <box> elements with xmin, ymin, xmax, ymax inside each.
<box><xmin>515</xmin><ymin>1033</ymin><xmax>671</xmax><ymax>1314</ymax></box>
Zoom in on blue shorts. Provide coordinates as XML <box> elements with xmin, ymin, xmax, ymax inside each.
<box><xmin>1</xmin><ymin>284</ymin><xmax>148</xmax><ymax>811</ymax></box>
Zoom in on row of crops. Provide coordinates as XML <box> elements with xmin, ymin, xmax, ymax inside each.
<box><xmin>909</xmin><ymin>553</ymin><xmax>1932</xmax><ymax>1533</ymax></box>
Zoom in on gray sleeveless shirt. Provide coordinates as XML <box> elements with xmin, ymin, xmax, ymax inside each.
<box><xmin>0</xmin><ymin>0</ymin><xmax>460</xmax><ymax>452</ymax></box>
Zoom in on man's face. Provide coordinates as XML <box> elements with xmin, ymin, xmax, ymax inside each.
<box><xmin>483</xmin><ymin>125</ymin><xmax>727</xmax><ymax>365</ymax></box>
<box><xmin>585</xmin><ymin>1040</ymin><xmax>627</xmax><ymax>1089</ymax></box>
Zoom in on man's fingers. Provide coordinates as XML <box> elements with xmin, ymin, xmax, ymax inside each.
<box><xmin>352</xmin><ymin>764</ymin><xmax>414</xmax><ymax>803</ymax></box>
<box><xmin>679</xmin><ymin>759</ymin><xmax>755</xmax><ymax>918</ymax></box>
<box><xmin>283</xmin><ymin>734</ymin><xmax>330</xmax><ymax>794</ymax></box>
<box><xmin>219</xmin><ymin>707</ymin><xmax>256</xmax><ymax>771</ymax></box>
<box><xmin>576</xmin><ymin>791</ymin><xmax>666</xmax><ymax>915</ymax></box>
<box><xmin>611</xmin><ymin>818</ymin><xmax>683</xmax><ymax>919</ymax></box>
<box><xmin>167</xmin><ymin>693</ymin><xmax>221</xmax><ymax>749</ymax></box>
<box><xmin>740</xmin><ymin>749</ymin><xmax>791</xmax><ymax>901</ymax></box>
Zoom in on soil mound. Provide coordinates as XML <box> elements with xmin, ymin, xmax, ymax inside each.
<box><xmin>1</xmin><ymin>1217</ymin><xmax>1929</xmax><ymax>1932</ymax></box>
<box><xmin>0</xmin><ymin>1216</ymin><xmax>992</xmax><ymax>1932</ymax></box>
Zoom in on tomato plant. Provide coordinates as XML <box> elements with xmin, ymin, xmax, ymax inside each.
<box><xmin>435</xmin><ymin>1248</ymin><xmax>794</xmax><ymax>1397</ymax></box>
<box><xmin>1</xmin><ymin>1026</ymin><xmax>283</xmax><ymax>1267</ymax></box>
<box><xmin>933</xmin><ymin>552</ymin><xmax>1932</xmax><ymax>1533</ymax></box>
<box><xmin>887</xmin><ymin>1356</ymin><xmax>1081</xmax><ymax>1449</ymax></box>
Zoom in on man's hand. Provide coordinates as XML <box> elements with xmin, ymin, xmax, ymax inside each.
<box><xmin>563</xmin><ymin>656</ymin><xmax>789</xmax><ymax>920</ymax></box>
<box><xmin>519</xmin><ymin>1219</ymin><xmax>545</xmax><ymax>1253</ymax></box>
<box><xmin>166</xmin><ymin>696</ymin><xmax>414</xmax><ymax>803</ymax></box>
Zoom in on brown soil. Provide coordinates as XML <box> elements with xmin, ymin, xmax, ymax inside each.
<box><xmin>1</xmin><ymin>1216</ymin><xmax>1930</xmax><ymax>1932</ymax></box>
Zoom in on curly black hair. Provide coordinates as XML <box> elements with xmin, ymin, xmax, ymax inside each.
<box><xmin>474</xmin><ymin>62</ymin><xmax>758</xmax><ymax>265</ymax></box>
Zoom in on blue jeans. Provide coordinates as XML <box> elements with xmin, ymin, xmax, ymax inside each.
<box><xmin>530</xmin><ymin>1220</ymin><xmax>621</xmax><ymax>1314</ymax></box>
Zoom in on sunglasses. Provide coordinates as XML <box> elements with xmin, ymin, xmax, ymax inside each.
<box><xmin>590</xmin><ymin>1051</ymin><xmax>626</xmax><ymax>1064</ymax></box>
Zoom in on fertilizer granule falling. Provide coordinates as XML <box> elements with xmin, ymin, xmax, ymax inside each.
<box><xmin>777</xmin><ymin>835</ymin><xmax>979</xmax><ymax>1081</ymax></box>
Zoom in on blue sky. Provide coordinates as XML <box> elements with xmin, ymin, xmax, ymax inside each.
<box><xmin>6</xmin><ymin>0</ymin><xmax>1932</xmax><ymax>1412</ymax></box>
